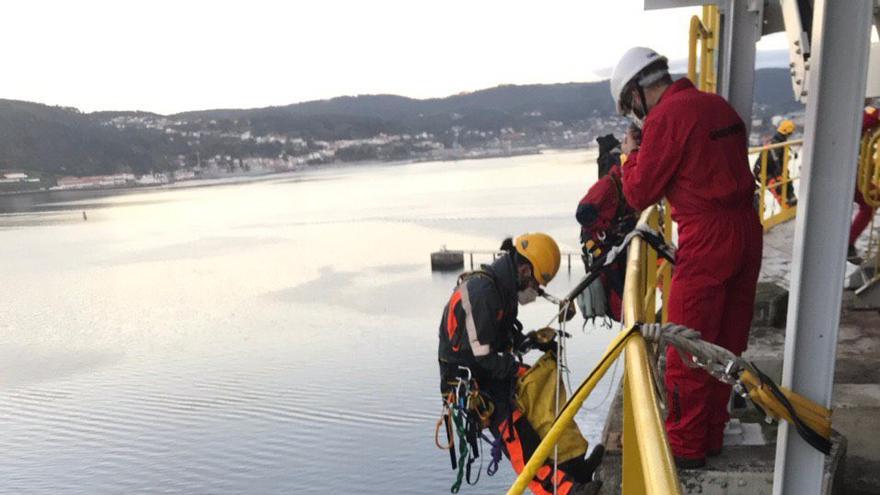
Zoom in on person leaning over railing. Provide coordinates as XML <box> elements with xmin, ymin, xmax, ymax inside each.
<box><xmin>574</xmin><ymin>132</ymin><xmax>638</xmax><ymax>323</ymax></box>
<box><xmin>609</xmin><ymin>47</ymin><xmax>763</xmax><ymax>469</ymax></box>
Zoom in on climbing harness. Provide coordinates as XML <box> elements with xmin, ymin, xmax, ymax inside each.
<box><xmin>435</xmin><ymin>366</ymin><xmax>503</xmax><ymax>493</ymax></box>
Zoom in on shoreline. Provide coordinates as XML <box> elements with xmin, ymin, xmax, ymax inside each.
<box><xmin>0</xmin><ymin>146</ymin><xmax>564</xmax><ymax>199</ymax></box>
<box><xmin>0</xmin><ymin>147</ymin><xmax>595</xmax><ymax>215</ymax></box>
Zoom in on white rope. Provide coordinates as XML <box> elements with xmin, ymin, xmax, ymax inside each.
<box><xmin>640</xmin><ymin>322</ymin><xmax>756</xmax><ymax>385</ymax></box>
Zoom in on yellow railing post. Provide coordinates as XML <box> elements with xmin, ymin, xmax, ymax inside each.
<box><xmin>750</xmin><ymin>139</ymin><xmax>804</xmax><ymax>231</ymax></box>
<box><xmin>661</xmin><ymin>202</ymin><xmax>672</xmax><ymax>324</ymax></box>
<box><xmin>505</xmin><ymin>330</ymin><xmax>633</xmax><ymax>495</ymax></box>
<box><xmin>855</xmin><ymin>128</ymin><xmax>880</xmax><ymax>279</ymax></box>
<box><xmin>688</xmin><ymin>6</ymin><xmax>719</xmax><ymax>92</ymax></box>
<box><xmin>644</xmin><ymin>209</ymin><xmax>658</xmax><ymax>322</ymax></box>
<box><xmin>621</xmin><ymin>207</ymin><xmax>682</xmax><ymax>495</ymax></box>
<box><xmin>702</xmin><ymin>5</ymin><xmax>719</xmax><ymax>93</ymax></box>
<box><xmin>759</xmin><ymin>150</ymin><xmax>768</xmax><ymax>222</ymax></box>
<box><xmin>688</xmin><ymin>16</ymin><xmax>701</xmax><ymax>84</ymax></box>
<box><xmin>781</xmin><ymin>145</ymin><xmax>790</xmax><ymax>208</ymax></box>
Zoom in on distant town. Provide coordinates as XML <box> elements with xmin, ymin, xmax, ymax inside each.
<box><xmin>0</xmin><ymin>68</ymin><xmax>804</xmax><ymax>194</ymax></box>
<box><xmin>0</xmin><ymin>113</ymin><xmax>632</xmax><ymax>193</ymax></box>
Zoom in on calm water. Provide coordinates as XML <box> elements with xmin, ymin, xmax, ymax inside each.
<box><xmin>0</xmin><ymin>150</ymin><xmax>619</xmax><ymax>494</ymax></box>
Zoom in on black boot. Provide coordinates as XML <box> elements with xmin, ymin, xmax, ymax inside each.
<box><xmin>847</xmin><ymin>245</ymin><xmax>863</xmax><ymax>265</ymax></box>
<box><xmin>571</xmin><ymin>480</ymin><xmax>603</xmax><ymax>495</ymax></box>
<box><xmin>674</xmin><ymin>455</ymin><xmax>706</xmax><ymax>469</ymax></box>
<box><xmin>582</xmin><ymin>444</ymin><xmax>605</xmax><ymax>477</ymax></box>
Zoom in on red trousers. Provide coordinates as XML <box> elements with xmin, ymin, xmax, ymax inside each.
<box><xmin>850</xmin><ymin>188</ymin><xmax>874</xmax><ymax>247</ymax></box>
<box><xmin>495</xmin><ymin>410</ymin><xmax>576</xmax><ymax>495</ymax></box>
<box><xmin>664</xmin><ymin>209</ymin><xmax>763</xmax><ymax>459</ymax></box>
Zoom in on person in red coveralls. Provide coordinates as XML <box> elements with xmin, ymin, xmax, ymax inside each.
<box><xmin>575</xmin><ymin>133</ymin><xmax>637</xmax><ymax>321</ymax></box>
<box><xmin>848</xmin><ymin>105</ymin><xmax>880</xmax><ymax>263</ymax></box>
<box><xmin>610</xmin><ymin>47</ymin><xmax>763</xmax><ymax>468</ymax></box>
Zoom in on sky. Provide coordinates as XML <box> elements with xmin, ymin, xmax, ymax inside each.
<box><xmin>2</xmin><ymin>0</ymin><xmax>789</xmax><ymax>114</ymax></box>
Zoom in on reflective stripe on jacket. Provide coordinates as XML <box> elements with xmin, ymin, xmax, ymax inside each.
<box><xmin>438</xmin><ymin>255</ymin><xmax>522</xmax><ymax>386</ymax></box>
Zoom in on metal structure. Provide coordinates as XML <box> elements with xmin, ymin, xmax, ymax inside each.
<box><xmin>507</xmin><ymin>2</ymin><xmax>876</xmax><ymax>493</ymax></box>
<box><xmin>646</xmin><ymin>2</ymin><xmax>876</xmax><ymax>493</ymax></box>
<box><xmin>773</xmin><ymin>2</ymin><xmax>873</xmax><ymax>494</ymax></box>
<box><xmin>780</xmin><ymin>0</ymin><xmax>813</xmax><ymax>103</ymax></box>
<box><xmin>717</xmin><ymin>0</ymin><xmax>763</xmax><ymax>130</ymax></box>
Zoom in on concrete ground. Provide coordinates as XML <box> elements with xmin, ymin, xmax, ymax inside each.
<box><xmin>759</xmin><ymin>218</ymin><xmax>880</xmax><ymax>494</ymax></box>
<box><xmin>594</xmin><ymin>218</ymin><xmax>880</xmax><ymax>494</ymax></box>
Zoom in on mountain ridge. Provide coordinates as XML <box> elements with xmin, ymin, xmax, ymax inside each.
<box><xmin>0</xmin><ymin>68</ymin><xmax>801</xmax><ymax>179</ymax></box>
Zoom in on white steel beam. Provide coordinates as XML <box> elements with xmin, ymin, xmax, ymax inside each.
<box><xmin>717</xmin><ymin>0</ymin><xmax>763</xmax><ymax>132</ymax></box>
<box><xmin>780</xmin><ymin>0</ymin><xmax>813</xmax><ymax>103</ymax></box>
<box><xmin>643</xmin><ymin>0</ymin><xmax>712</xmax><ymax>10</ymax></box>
<box><xmin>773</xmin><ymin>1</ymin><xmax>873</xmax><ymax>494</ymax></box>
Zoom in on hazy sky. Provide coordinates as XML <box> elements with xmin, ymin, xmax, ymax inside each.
<box><xmin>3</xmin><ymin>0</ymin><xmax>788</xmax><ymax>114</ymax></box>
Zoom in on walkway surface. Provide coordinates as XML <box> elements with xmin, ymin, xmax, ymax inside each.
<box><xmin>595</xmin><ymin>217</ymin><xmax>880</xmax><ymax>494</ymax></box>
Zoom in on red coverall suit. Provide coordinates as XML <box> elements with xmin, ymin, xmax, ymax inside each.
<box><xmin>621</xmin><ymin>78</ymin><xmax>763</xmax><ymax>459</ymax></box>
<box><xmin>575</xmin><ymin>164</ymin><xmax>634</xmax><ymax>320</ymax></box>
<box><xmin>850</xmin><ymin>108</ymin><xmax>880</xmax><ymax>248</ymax></box>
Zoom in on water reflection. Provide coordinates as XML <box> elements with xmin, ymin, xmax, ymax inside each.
<box><xmin>0</xmin><ymin>150</ymin><xmax>619</xmax><ymax>494</ymax></box>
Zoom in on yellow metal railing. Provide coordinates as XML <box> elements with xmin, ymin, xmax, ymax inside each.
<box><xmin>857</xmin><ymin>127</ymin><xmax>880</xmax><ymax>288</ymax></box>
<box><xmin>688</xmin><ymin>5</ymin><xmax>719</xmax><ymax>92</ymax></box>
<box><xmin>858</xmin><ymin>127</ymin><xmax>880</xmax><ymax>208</ymax></box>
<box><xmin>506</xmin><ymin>207</ymin><xmax>680</xmax><ymax>495</ymax></box>
<box><xmin>752</xmin><ymin>139</ymin><xmax>803</xmax><ymax>232</ymax></box>
<box><xmin>620</xmin><ymin>207</ymin><xmax>679</xmax><ymax>494</ymax></box>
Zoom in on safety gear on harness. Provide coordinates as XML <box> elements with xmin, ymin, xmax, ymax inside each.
<box><xmin>576</xmin><ymin>277</ymin><xmax>610</xmax><ymax>322</ymax></box>
<box><xmin>514</xmin><ymin>233</ymin><xmax>561</xmax><ymax>286</ymax></box>
<box><xmin>777</xmin><ymin>119</ymin><xmax>795</xmax><ymax>136</ymax></box>
<box><xmin>610</xmin><ymin>47</ymin><xmax>668</xmax><ymax>117</ymax></box>
<box><xmin>576</xmin><ymin>159</ymin><xmax>636</xmax><ymax>322</ymax></box>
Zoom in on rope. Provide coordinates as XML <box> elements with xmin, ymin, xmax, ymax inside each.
<box><xmin>639</xmin><ymin>322</ymin><xmax>832</xmax><ymax>455</ymax></box>
<box><xmin>435</xmin><ymin>413</ymin><xmax>453</xmax><ymax>450</ymax></box>
<box><xmin>449</xmin><ymin>404</ymin><xmax>471</xmax><ymax>494</ymax></box>
<box><xmin>483</xmin><ymin>432</ymin><xmax>502</xmax><ymax>476</ymax></box>
<box><xmin>440</xmin><ymin>372</ymin><xmax>503</xmax><ymax>493</ymax></box>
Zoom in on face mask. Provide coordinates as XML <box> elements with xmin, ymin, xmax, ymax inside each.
<box><xmin>628</xmin><ymin>113</ymin><xmax>644</xmax><ymax>129</ymax></box>
<box><xmin>628</xmin><ymin>86</ymin><xmax>648</xmax><ymax>128</ymax></box>
<box><xmin>518</xmin><ymin>287</ymin><xmax>539</xmax><ymax>305</ymax></box>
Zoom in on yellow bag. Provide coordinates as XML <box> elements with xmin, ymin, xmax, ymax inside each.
<box><xmin>515</xmin><ymin>352</ymin><xmax>588</xmax><ymax>464</ymax></box>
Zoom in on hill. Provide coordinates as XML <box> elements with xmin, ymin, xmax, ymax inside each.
<box><xmin>0</xmin><ymin>68</ymin><xmax>801</xmax><ymax>178</ymax></box>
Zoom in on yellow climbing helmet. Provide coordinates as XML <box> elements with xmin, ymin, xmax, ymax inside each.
<box><xmin>777</xmin><ymin>119</ymin><xmax>796</xmax><ymax>136</ymax></box>
<box><xmin>514</xmin><ymin>232</ymin><xmax>561</xmax><ymax>286</ymax></box>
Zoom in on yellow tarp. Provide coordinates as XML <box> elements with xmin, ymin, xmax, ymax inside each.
<box><xmin>516</xmin><ymin>352</ymin><xmax>588</xmax><ymax>463</ymax></box>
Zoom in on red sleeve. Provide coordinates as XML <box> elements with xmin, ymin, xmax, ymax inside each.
<box><xmin>621</xmin><ymin>114</ymin><xmax>683</xmax><ymax>211</ymax></box>
<box><xmin>576</xmin><ymin>176</ymin><xmax>617</xmax><ymax>233</ymax></box>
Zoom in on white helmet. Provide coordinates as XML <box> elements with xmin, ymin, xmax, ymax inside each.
<box><xmin>610</xmin><ymin>47</ymin><xmax>668</xmax><ymax>115</ymax></box>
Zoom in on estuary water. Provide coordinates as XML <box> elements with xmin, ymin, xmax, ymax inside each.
<box><xmin>0</xmin><ymin>150</ymin><xmax>620</xmax><ymax>494</ymax></box>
